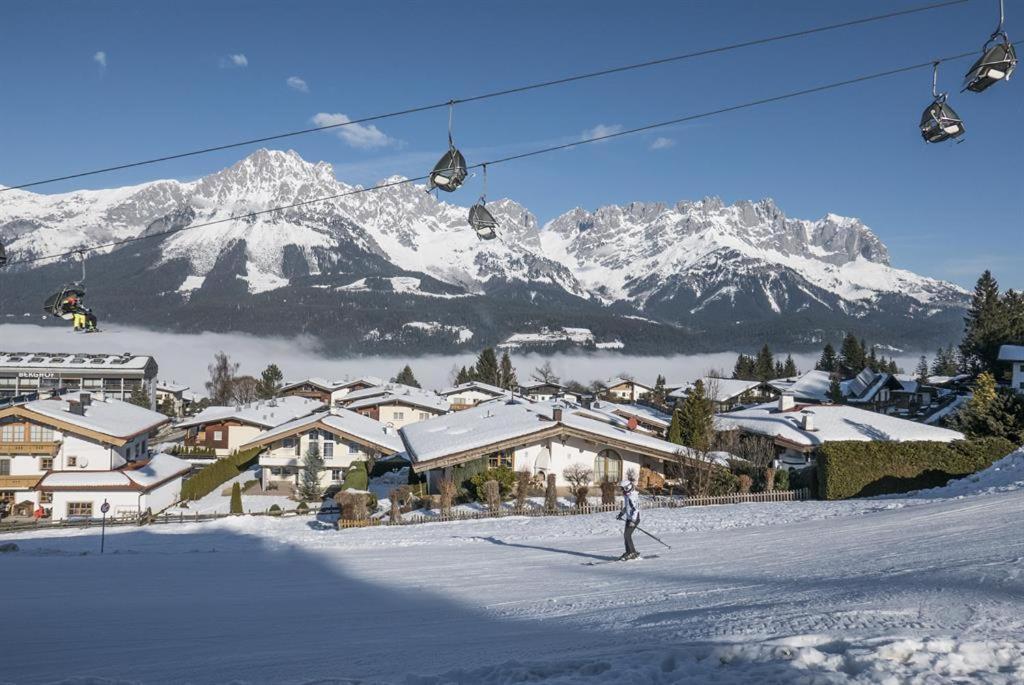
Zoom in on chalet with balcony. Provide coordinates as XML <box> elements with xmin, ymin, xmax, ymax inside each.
<box><xmin>436</xmin><ymin>381</ymin><xmax>509</xmax><ymax>410</ymax></box>
<box><xmin>604</xmin><ymin>378</ymin><xmax>653</xmax><ymax>403</ymax></box>
<box><xmin>337</xmin><ymin>384</ymin><xmax>449</xmax><ymax>428</ymax></box>
<box><xmin>176</xmin><ymin>396</ymin><xmax>322</xmax><ymax>457</ymax></box>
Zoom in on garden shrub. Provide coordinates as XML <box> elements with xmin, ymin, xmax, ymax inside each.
<box><xmin>544</xmin><ymin>473</ymin><xmax>557</xmax><ymax>512</ymax></box>
<box><xmin>599</xmin><ymin>481</ymin><xmax>616</xmax><ymax>505</ymax></box>
<box><xmin>296</xmin><ymin>501</ymin><xmax>309</xmax><ymax>514</ymax></box>
<box><xmin>469</xmin><ymin>466</ymin><xmax>516</xmax><ymax>502</ymax></box>
<box><xmin>340</xmin><ymin>461</ymin><xmax>369</xmax><ymax>491</ymax></box>
<box><xmin>229</xmin><ymin>482</ymin><xmax>243</xmax><ymax>515</ymax></box>
<box><xmin>773</xmin><ymin>467</ymin><xmax>790</xmax><ymax>491</ymax></box>
<box><xmin>268</xmin><ymin>504</ymin><xmax>282</xmax><ymax>516</ymax></box>
<box><xmin>817</xmin><ymin>437</ymin><xmax>1015</xmax><ymax>500</ymax></box>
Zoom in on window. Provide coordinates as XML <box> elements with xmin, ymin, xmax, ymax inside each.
<box><xmin>1</xmin><ymin>424</ymin><xmax>23</xmax><ymax>443</ymax></box>
<box><xmin>594</xmin><ymin>449</ymin><xmax>623</xmax><ymax>484</ymax></box>
<box><xmin>67</xmin><ymin>456</ymin><xmax>78</xmax><ymax>467</ymax></box>
<box><xmin>419</xmin><ymin>412</ymin><xmax>430</xmax><ymax>421</ymax></box>
<box><xmin>0</xmin><ymin>491</ymin><xmax>14</xmax><ymax>504</ymax></box>
<box><xmin>331</xmin><ymin>469</ymin><xmax>342</xmax><ymax>482</ymax></box>
<box><xmin>40</xmin><ymin>457</ymin><xmax>53</xmax><ymax>471</ymax></box>
<box><xmin>39</xmin><ymin>491</ymin><xmax>53</xmax><ymax>504</ymax></box>
<box><xmin>323</xmin><ymin>442</ymin><xmax>334</xmax><ymax>458</ymax></box>
<box><xmin>348</xmin><ymin>442</ymin><xmax>359</xmax><ymax>455</ymax></box>
<box><xmin>212</xmin><ymin>430</ymin><xmax>223</xmax><ymax>441</ymax></box>
<box><xmin>0</xmin><ymin>459</ymin><xmax>9</xmax><ymax>476</ymax></box>
<box><xmin>29</xmin><ymin>424</ymin><xmax>54</xmax><ymax>442</ymax></box>
<box><xmin>487</xmin><ymin>449</ymin><xmax>513</xmax><ymax>469</ymax></box>
<box><xmin>67</xmin><ymin>502</ymin><xmax>93</xmax><ymax>518</ymax></box>
<box><xmin>393</xmin><ymin>411</ymin><xmax>405</xmax><ymax>420</ymax></box>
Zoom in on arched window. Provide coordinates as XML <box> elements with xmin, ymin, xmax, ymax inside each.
<box><xmin>594</xmin><ymin>449</ymin><xmax>622</xmax><ymax>484</ymax></box>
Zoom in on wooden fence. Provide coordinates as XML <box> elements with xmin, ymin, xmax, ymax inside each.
<box><xmin>0</xmin><ymin>488</ymin><xmax>808</xmax><ymax>534</ymax></box>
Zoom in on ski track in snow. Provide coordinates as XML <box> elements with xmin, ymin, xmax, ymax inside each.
<box><xmin>1</xmin><ymin>479</ymin><xmax>1023</xmax><ymax>683</ymax></box>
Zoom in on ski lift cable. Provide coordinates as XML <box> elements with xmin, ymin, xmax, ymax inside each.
<box><xmin>3</xmin><ymin>42</ymin><xmax>1016</xmax><ymax>268</ymax></box>
<box><xmin>0</xmin><ymin>0</ymin><xmax>969</xmax><ymax>193</ymax></box>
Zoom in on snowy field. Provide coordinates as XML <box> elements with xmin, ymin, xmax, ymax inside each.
<box><xmin>2</xmin><ymin>452</ymin><xmax>1023</xmax><ymax>684</ymax></box>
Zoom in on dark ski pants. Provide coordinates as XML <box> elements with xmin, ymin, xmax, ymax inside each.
<box><xmin>624</xmin><ymin>519</ymin><xmax>638</xmax><ymax>555</ymax></box>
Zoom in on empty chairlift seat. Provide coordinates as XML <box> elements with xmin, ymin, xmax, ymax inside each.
<box><xmin>468</xmin><ymin>203</ymin><xmax>498</xmax><ymax>240</ymax></box>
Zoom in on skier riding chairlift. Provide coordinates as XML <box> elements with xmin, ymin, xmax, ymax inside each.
<box><xmin>43</xmin><ymin>285</ymin><xmax>99</xmax><ymax>332</ymax></box>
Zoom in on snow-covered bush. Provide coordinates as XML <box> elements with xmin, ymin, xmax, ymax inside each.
<box><xmin>515</xmin><ymin>470</ymin><xmax>531</xmax><ymax>510</ymax></box>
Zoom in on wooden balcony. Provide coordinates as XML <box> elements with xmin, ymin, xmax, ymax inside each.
<box><xmin>0</xmin><ymin>475</ymin><xmax>42</xmax><ymax>489</ymax></box>
<box><xmin>0</xmin><ymin>441</ymin><xmax>61</xmax><ymax>456</ymax></box>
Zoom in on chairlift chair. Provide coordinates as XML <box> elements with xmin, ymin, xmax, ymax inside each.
<box><xmin>43</xmin><ymin>285</ymin><xmax>87</xmax><ymax>320</ymax></box>
<box><xmin>427</xmin><ymin>102</ymin><xmax>468</xmax><ymax>193</ymax></box>
<box><xmin>964</xmin><ymin>0</ymin><xmax>1017</xmax><ymax>92</ymax></box>
<box><xmin>467</xmin><ymin>163</ymin><xmax>498</xmax><ymax>240</ymax></box>
<box><xmin>920</xmin><ymin>62</ymin><xmax>965</xmax><ymax>143</ymax></box>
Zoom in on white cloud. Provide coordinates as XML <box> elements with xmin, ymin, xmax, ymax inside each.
<box><xmin>650</xmin><ymin>136</ymin><xmax>675</xmax><ymax>150</ymax></box>
<box><xmin>93</xmin><ymin>51</ymin><xmax>107</xmax><ymax>69</ymax></box>
<box><xmin>220</xmin><ymin>53</ymin><xmax>248</xmax><ymax>68</ymax></box>
<box><xmin>311</xmin><ymin>112</ymin><xmax>396</xmax><ymax>149</ymax></box>
<box><xmin>581</xmin><ymin>123</ymin><xmax>623</xmax><ymax>142</ymax></box>
<box><xmin>286</xmin><ymin>76</ymin><xmax>309</xmax><ymax>93</ymax></box>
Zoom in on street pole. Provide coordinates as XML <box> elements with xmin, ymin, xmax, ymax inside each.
<box><xmin>100</xmin><ymin>499</ymin><xmax>109</xmax><ymax>554</ymax></box>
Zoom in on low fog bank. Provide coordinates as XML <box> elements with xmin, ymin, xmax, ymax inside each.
<box><xmin>0</xmin><ymin>324</ymin><xmax>921</xmax><ymax>395</ymax></box>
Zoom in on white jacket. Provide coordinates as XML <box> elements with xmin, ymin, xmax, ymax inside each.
<box><xmin>620</xmin><ymin>487</ymin><xmax>640</xmax><ymax>523</ymax></box>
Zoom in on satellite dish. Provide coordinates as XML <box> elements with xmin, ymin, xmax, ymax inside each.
<box><xmin>79</xmin><ymin>457</ymin><xmax>89</xmax><ymax>468</ymax></box>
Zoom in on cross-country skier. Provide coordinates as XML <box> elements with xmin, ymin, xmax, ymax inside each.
<box><xmin>616</xmin><ymin>475</ymin><xmax>640</xmax><ymax>560</ymax></box>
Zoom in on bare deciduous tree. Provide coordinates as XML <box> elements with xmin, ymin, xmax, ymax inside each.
<box><xmin>562</xmin><ymin>463</ymin><xmax>593</xmax><ymax>509</ymax></box>
<box><xmin>438</xmin><ymin>476</ymin><xmax>456</xmax><ymax>516</ymax></box>
<box><xmin>484</xmin><ymin>480</ymin><xmax>501</xmax><ymax>514</ymax></box>
<box><xmin>515</xmin><ymin>469</ymin><xmax>531</xmax><ymax>511</ymax></box>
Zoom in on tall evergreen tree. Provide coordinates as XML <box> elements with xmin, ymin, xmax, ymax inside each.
<box><xmin>866</xmin><ymin>346</ymin><xmax>880</xmax><ymax>373</ymax></box>
<box><xmin>732</xmin><ymin>354</ymin><xmax>756</xmax><ymax>380</ymax></box>
<box><xmin>915</xmin><ymin>355</ymin><xmax>930</xmax><ymax>384</ymax></box>
<box><xmin>773</xmin><ymin>360</ymin><xmax>786</xmax><ymax>379</ymax></box>
<box><xmin>667</xmin><ymin>400</ymin><xmax>684</xmax><ymax>445</ymax></box>
<box><xmin>960</xmin><ymin>271</ymin><xmax>1006</xmax><ymax>375</ymax></box>
<box><xmin>499</xmin><ymin>352</ymin><xmax>518</xmax><ymax>391</ymax></box>
<box><xmin>391</xmin><ymin>364</ymin><xmax>421</xmax><ymax>388</ymax></box>
<box><xmin>677</xmin><ymin>380</ymin><xmax>714</xmax><ymax>451</ymax></box>
<box><xmin>455</xmin><ymin>366</ymin><xmax>472</xmax><ymax>384</ymax></box>
<box><xmin>128</xmin><ymin>384</ymin><xmax>151</xmax><ymax>409</ymax></box>
<box><xmin>472</xmin><ymin>348</ymin><xmax>501</xmax><ymax>386</ymax></box>
<box><xmin>651</xmin><ymin>374</ymin><xmax>667</xmax><ymax>405</ymax></box>
<box><xmin>839</xmin><ymin>333</ymin><xmax>865</xmax><ymax>375</ymax></box>
<box><xmin>298</xmin><ymin>440</ymin><xmax>324</xmax><ymax>502</ymax></box>
<box><xmin>828</xmin><ymin>374</ymin><xmax>843</xmax><ymax>403</ymax></box>
<box><xmin>255</xmin><ymin>363</ymin><xmax>284</xmax><ymax>399</ymax></box>
<box><xmin>782</xmin><ymin>354</ymin><xmax>798</xmax><ymax>377</ymax></box>
<box><xmin>754</xmin><ymin>345</ymin><xmax>775</xmax><ymax>381</ymax></box>
<box><xmin>816</xmin><ymin>343</ymin><xmax>838</xmax><ymax>372</ymax></box>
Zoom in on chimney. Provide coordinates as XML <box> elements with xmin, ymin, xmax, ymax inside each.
<box><xmin>79</xmin><ymin>392</ymin><xmax>91</xmax><ymax>406</ymax></box>
<box><xmin>67</xmin><ymin>400</ymin><xmax>84</xmax><ymax>416</ymax></box>
<box><xmin>552</xmin><ymin>407</ymin><xmax>563</xmax><ymax>422</ymax></box>
<box><xmin>778</xmin><ymin>394</ymin><xmax>795</xmax><ymax>412</ymax></box>
<box><xmin>801</xmin><ymin>411</ymin><xmax>816</xmax><ymax>431</ymax></box>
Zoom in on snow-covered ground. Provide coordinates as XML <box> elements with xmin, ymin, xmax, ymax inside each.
<box><xmin>2</xmin><ymin>453</ymin><xmax>1023</xmax><ymax>684</ymax></box>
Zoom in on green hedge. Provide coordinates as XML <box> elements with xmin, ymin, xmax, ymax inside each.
<box><xmin>817</xmin><ymin>437</ymin><xmax>1016</xmax><ymax>500</ymax></box>
<box><xmin>341</xmin><ymin>461</ymin><xmax>369</xmax><ymax>491</ymax></box>
<box><xmin>180</xmin><ymin>448</ymin><xmax>262</xmax><ymax>501</ymax></box>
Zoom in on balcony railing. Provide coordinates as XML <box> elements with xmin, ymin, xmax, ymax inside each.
<box><xmin>0</xmin><ymin>475</ymin><xmax>42</xmax><ymax>489</ymax></box>
<box><xmin>0</xmin><ymin>441</ymin><xmax>61</xmax><ymax>456</ymax></box>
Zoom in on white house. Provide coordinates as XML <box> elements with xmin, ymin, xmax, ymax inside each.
<box><xmin>240</xmin><ymin>408</ymin><xmax>404</xmax><ymax>490</ymax></box>
<box><xmin>714</xmin><ymin>396</ymin><xmax>964</xmax><ymax>470</ymax></box>
<box><xmin>155</xmin><ymin>380</ymin><xmax>197</xmax><ymax>417</ymax></box>
<box><xmin>518</xmin><ymin>382</ymin><xmax>576</xmax><ymax>403</ymax></box>
<box><xmin>605</xmin><ymin>378</ymin><xmax>653</xmax><ymax>403</ymax></box>
<box><xmin>0</xmin><ymin>391</ymin><xmax>170</xmax><ymax>517</ymax></box>
<box><xmin>769</xmin><ymin>370</ymin><xmax>834</xmax><ymax>403</ymax></box>
<box><xmin>339</xmin><ymin>384</ymin><xmax>449</xmax><ymax>428</ymax></box>
<box><xmin>36</xmin><ymin>452</ymin><xmax>191</xmax><ymax>521</ymax></box>
<box><xmin>400</xmin><ymin>400</ymin><xmax>705</xmax><ymax>493</ymax></box>
<box><xmin>280</xmin><ymin>376</ymin><xmax>383</xmax><ymax>405</ymax></box>
<box><xmin>176</xmin><ymin>396</ymin><xmax>323</xmax><ymax>457</ymax></box>
<box><xmin>578</xmin><ymin>400</ymin><xmax>671</xmax><ymax>437</ymax></box>
<box><xmin>669</xmin><ymin>377</ymin><xmax>779</xmax><ymax>411</ymax></box>
<box><xmin>436</xmin><ymin>381</ymin><xmax>510</xmax><ymax>410</ymax></box>
<box><xmin>998</xmin><ymin>345</ymin><xmax>1024</xmax><ymax>394</ymax></box>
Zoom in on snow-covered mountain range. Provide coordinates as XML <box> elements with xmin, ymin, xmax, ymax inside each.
<box><xmin>0</xmin><ymin>149</ymin><xmax>966</xmax><ymax>354</ymax></box>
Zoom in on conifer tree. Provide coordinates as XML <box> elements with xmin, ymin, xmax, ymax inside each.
<box><xmin>782</xmin><ymin>354</ymin><xmax>798</xmax><ymax>377</ymax></box>
<box><xmin>229</xmin><ymin>482</ymin><xmax>243</xmax><ymax>515</ymax></box>
<box><xmin>732</xmin><ymin>354</ymin><xmax>755</xmax><ymax>380</ymax></box>
<box><xmin>816</xmin><ymin>343</ymin><xmax>838</xmax><ymax>372</ymax></box>
<box><xmin>455</xmin><ymin>366</ymin><xmax>472</xmax><ymax>384</ymax></box>
<box><xmin>774</xmin><ymin>360</ymin><xmax>786</xmax><ymax>379</ymax></box>
<box><xmin>828</xmin><ymin>374</ymin><xmax>843</xmax><ymax>403</ymax></box>
<box><xmin>499</xmin><ymin>352</ymin><xmax>518</xmax><ymax>391</ymax></box>
<box><xmin>667</xmin><ymin>400</ymin><xmax>684</xmax><ymax>445</ymax></box>
<box><xmin>839</xmin><ymin>334</ymin><xmax>865</xmax><ymax>375</ymax></box>
<box><xmin>677</xmin><ymin>380</ymin><xmax>714</xmax><ymax>451</ymax></box>
<box><xmin>298</xmin><ymin>441</ymin><xmax>325</xmax><ymax>502</ymax></box>
<box><xmin>391</xmin><ymin>364</ymin><xmax>421</xmax><ymax>388</ymax></box>
<box><xmin>255</xmin><ymin>363</ymin><xmax>284</xmax><ymax>399</ymax></box>
<box><xmin>867</xmin><ymin>346</ymin><xmax>880</xmax><ymax>372</ymax></box>
<box><xmin>651</xmin><ymin>374</ymin><xmax>667</xmax><ymax>405</ymax></box>
<box><xmin>915</xmin><ymin>355</ymin><xmax>930</xmax><ymax>384</ymax></box>
<box><xmin>128</xmin><ymin>384</ymin><xmax>151</xmax><ymax>408</ymax></box>
<box><xmin>960</xmin><ymin>271</ymin><xmax>1005</xmax><ymax>375</ymax></box>
<box><xmin>754</xmin><ymin>345</ymin><xmax>775</xmax><ymax>381</ymax></box>
<box><xmin>473</xmin><ymin>348</ymin><xmax>501</xmax><ymax>386</ymax></box>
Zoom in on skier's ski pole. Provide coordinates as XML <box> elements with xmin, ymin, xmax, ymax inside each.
<box><xmin>635</xmin><ymin>526</ymin><xmax>672</xmax><ymax>549</ymax></box>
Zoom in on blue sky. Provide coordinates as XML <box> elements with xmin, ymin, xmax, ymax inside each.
<box><xmin>1</xmin><ymin>0</ymin><xmax>1021</xmax><ymax>289</ymax></box>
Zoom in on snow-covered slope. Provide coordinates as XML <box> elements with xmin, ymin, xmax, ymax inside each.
<box><xmin>0</xmin><ymin>149</ymin><xmax>967</xmax><ymax>351</ymax></box>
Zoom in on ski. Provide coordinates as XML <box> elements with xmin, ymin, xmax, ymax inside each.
<box><xmin>583</xmin><ymin>554</ymin><xmax>659</xmax><ymax>566</ymax></box>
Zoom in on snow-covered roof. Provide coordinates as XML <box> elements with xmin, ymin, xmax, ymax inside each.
<box><xmin>998</xmin><ymin>345</ymin><xmax>1024</xmax><ymax>362</ymax></box>
<box><xmin>606</xmin><ymin>377</ymin><xmax>652</xmax><ymax>390</ymax></box>
<box><xmin>177</xmin><ymin>396</ymin><xmax>323</xmax><ymax>429</ymax></box>
<box><xmin>714</xmin><ymin>401</ymin><xmax>964</xmax><ymax>448</ymax></box>
<box><xmin>775</xmin><ymin>370</ymin><xmax>833</xmax><ymax>402</ymax></box>
<box><xmin>241</xmin><ymin>408</ymin><xmax>403</xmax><ymax>453</ymax></box>
<box><xmin>282</xmin><ymin>376</ymin><xmax>337</xmax><ymax>392</ymax></box>
<box><xmin>584</xmin><ymin>401</ymin><xmax>671</xmax><ymax>428</ymax></box>
<box><xmin>281</xmin><ymin>376</ymin><xmax>383</xmax><ymax>393</ymax></box>
<box><xmin>12</xmin><ymin>392</ymin><xmax>169</xmax><ymax>440</ymax></box>
<box><xmin>400</xmin><ymin>400</ymin><xmax>689</xmax><ymax>467</ymax></box>
<box><xmin>341</xmin><ymin>384</ymin><xmax>449</xmax><ymax>413</ymax></box>
<box><xmin>437</xmin><ymin>381</ymin><xmax>508</xmax><ymax>398</ymax></box>
<box><xmin>38</xmin><ymin>453</ymin><xmax>190</xmax><ymax>491</ymax></box>
<box><xmin>0</xmin><ymin>351</ymin><xmax>153</xmax><ymax>371</ymax></box>
<box><xmin>845</xmin><ymin>370</ymin><xmax>900</xmax><ymax>403</ymax></box>
<box><xmin>157</xmin><ymin>380</ymin><xmax>190</xmax><ymax>393</ymax></box>
<box><xmin>519</xmin><ymin>381</ymin><xmax>566</xmax><ymax>392</ymax></box>
<box><xmin>669</xmin><ymin>377</ymin><xmax>768</xmax><ymax>404</ymax></box>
